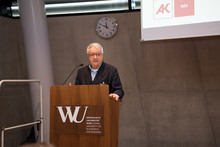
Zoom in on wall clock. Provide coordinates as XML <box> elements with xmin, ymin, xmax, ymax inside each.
<box><xmin>96</xmin><ymin>16</ymin><xmax>118</xmax><ymax>39</ymax></box>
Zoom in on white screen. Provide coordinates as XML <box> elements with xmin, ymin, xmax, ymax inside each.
<box><xmin>141</xmin><ymin>0</ymin><xmax>220</xmax><ymax>41</ymax></box>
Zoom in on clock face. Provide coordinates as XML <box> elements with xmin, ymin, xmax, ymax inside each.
<box><xmin>96</xmin><ymin>16</ymin><xmax>118</xmax><ymax>39</ymax></box>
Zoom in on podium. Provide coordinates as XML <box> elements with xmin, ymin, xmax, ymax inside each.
<box><xmin>50</xmin><ymin>85</ymin><xmax>119</xmax><ymax>147</ymax></box>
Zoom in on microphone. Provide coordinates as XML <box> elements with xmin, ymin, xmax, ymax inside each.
<box><xmin>62</xmin><ymin>63</ymin><xmax>83</xmax><ymax>85</ymax></box>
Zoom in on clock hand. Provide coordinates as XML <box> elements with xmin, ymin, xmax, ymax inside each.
<box><xmin>105</xmin><ymin>22</ymin><xmax>109</xmax><ymax>28</ymax></box>
<box><xmin>99</xmin><ymin>23</ymin><xmax>108</xmax><ymax>28</ymax></box>
<box><xmin>107</xmin><ymin>28</ymin><xmax>115</xmax><ymax>32</ymax></box>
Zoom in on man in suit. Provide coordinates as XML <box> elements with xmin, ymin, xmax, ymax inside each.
<box><xmin>75</xmin><ymin>42</ymin><xmax>124</xmax><ymax>101</ymax></box>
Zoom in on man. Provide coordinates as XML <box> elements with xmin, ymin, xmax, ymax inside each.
<box><xmin>75</xmin><ymin>42</ymin><xmax>124</xmax><ymax>101</ymax></box>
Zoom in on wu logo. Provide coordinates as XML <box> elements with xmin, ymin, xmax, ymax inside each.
<box><xmin>57</xmin><ymin>106</ymin><xmax>88</xmax><ymax>123</ymax></box>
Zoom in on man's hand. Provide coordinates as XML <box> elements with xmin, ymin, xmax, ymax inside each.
<box><xmin>109</xmin><ymin>93</ymin><xmax>119</xmax><ymax>101</ymax></box>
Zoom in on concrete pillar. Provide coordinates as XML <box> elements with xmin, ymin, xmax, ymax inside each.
<box><xmin>18</xmin><ymin>0</ymin><xmax>54</xmax><ymax>142</ymax></box>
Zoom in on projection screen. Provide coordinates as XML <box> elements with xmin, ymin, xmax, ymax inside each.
<box><xmin>141</xmin><ymin>0</ymin><xmax>220</xmax><ymax>41</ymax></box>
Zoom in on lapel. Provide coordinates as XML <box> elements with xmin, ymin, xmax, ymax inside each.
<box><xmin>86</xmin><ymin>65</ymin><xmax>93</xmax><ymax>84</ymax></box>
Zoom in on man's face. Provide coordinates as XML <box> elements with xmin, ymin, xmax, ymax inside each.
<box><xmin>88</xmin><ymin>46</ymin><xmax>103</xmax><ymax>69</ymax></box>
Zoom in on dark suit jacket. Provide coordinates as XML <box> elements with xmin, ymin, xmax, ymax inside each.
<box><xmin>75</xmin><ymin>62</ymin><xmax>124</xmax><ymax>98</ymax></box>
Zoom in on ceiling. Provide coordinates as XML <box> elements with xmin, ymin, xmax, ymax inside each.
<box><xmin>0</xmin><ymin>0</ymin><xmax>140</xmax><ymax>18</ymax></box>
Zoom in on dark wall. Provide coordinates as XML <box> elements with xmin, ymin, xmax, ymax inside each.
<box><xmin>1</xmin><ymin>11</ymin><xmax>220</xmax><ymax>147</ymax></box>
<box><xmin>0</xmin><ymin>17</ymin><xmax>34</xmax><ymax>146</ymax></box>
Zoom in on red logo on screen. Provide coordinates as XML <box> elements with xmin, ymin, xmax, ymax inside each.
<box><xmin>174</xmin><ymin>0</ymin><xmax>194</xmax><ymax>17</ymax></box>
<box><xmin>156</xmin><ymin>3</ymin><xmax>170</xmax><ymax>14</ymax></box>
<box><xmin>153</xmin><ymin>0</ymin><xmax>194</xmax><ymax>20</ymax></box>
<box><xmin>154</xmin><ymin>0</ymin><xmax>173</xmax><ymax>19</ymax></box>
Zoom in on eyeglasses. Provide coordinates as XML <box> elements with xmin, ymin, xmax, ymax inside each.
<box><xmin>88</xmin><ymin>53</ymin><xmax>102</xmax><ymax>57</ymax></box>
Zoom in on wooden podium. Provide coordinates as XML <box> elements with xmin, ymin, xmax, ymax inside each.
<box><xmin>50</xmin><ymin>85</ymin><xmax>119</xmax><ymax>147</ymax></box>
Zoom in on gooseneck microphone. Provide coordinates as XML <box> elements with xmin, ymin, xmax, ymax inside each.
<box><xmin>62</xmin><ymin>63</ymin><xmax>83</xmax><ymax>85</ymax></box>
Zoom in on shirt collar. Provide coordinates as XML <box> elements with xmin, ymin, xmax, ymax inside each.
<box><xmin>89</xmin><ymin>64</ymin><xmax>101</xmax><ymax>72</ymax></box>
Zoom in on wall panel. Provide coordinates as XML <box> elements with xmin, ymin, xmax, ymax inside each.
<box><xmin>1</xmin><ymin>10</ymin><xmax>220</xmax><ymax>146</ymax></box>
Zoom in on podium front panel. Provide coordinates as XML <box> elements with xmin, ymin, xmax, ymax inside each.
<box><xmin>50</xmin><ymin>85</ymin><xmax>119</xmax><ymax>147</ymax></box>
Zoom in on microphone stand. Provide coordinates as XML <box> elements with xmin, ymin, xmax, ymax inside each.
<box><xmin>62</xmin><ymin>64</ymin><xmax>83</xmax><ymax>85</ymax></box>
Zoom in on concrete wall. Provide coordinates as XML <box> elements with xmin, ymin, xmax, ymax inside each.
<box><xmin>0</xmin><ymin>17</ymin><xmax>34</xmax><ymax>146</ymax></box>
<box><xmin>1</xmin><ymin>11</ymin><xmax>220</xmax><ymax>147</ymax></box>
